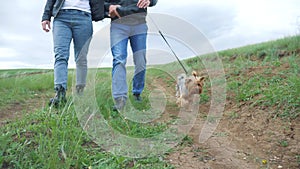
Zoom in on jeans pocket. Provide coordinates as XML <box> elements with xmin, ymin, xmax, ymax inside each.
<box><xmin>83</xmin><ymin>11</ymin><xmax>92</xmax><ymax>18</ymax></box>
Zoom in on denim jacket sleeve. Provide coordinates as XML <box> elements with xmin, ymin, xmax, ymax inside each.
<box><xmin>42</xmin><ymin>0</ymin><xmax>56</xmax><ymax>21</ymax></box>
<box><xmin>116</xmin><ymin>4</ymin><xmax>145</xmax><ymax>18</ymax></box>
<box><xmin>150</xmin><ymin>0</ymin><xmax>158</xmax><ymax>7</ymax></box>
<box><xmin>90</xmin><ymin>0</ymin><xmax>105</xmax><ymax>21</ymax></box>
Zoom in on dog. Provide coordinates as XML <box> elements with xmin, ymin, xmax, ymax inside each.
<box><xmin>175</xmin><ymin>71</ymin><xmax>205</xmax><ymax>110</ymax></box>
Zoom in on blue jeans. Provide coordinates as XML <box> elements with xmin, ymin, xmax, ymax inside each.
<box><xmin>52</xmin><ymin>9</ymin><xmax>93</xmax><ymax>90</ymax></box>
<box><xmin>110</xmin><ymin>23</ymin><xmax>148</xmax><ymax>99</ymax></box>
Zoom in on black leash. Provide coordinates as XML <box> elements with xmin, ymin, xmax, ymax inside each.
<box><xmin>148</xmin><ymin>15</ymin><xmax>189</xmax><ymax>74</ymax></box>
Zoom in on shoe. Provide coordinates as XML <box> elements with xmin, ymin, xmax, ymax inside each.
<box><xmin>133</xmin><ymin>93</ymin><xmax>142</xmax><ymax>102</ymax></box>
<box><xmin>112</xmin><ymin>97</ymin><xmax>126</xmax><ymax>112</ymax></box>
<box><xmin>76</xmin><ymin>85</ymin><xmax>85</xmax><ymax>95</ymax></box>
<box><xmin>49</xmin><ymin>85</ymin><xmax>67</xmax><ymax>108</ymax></box>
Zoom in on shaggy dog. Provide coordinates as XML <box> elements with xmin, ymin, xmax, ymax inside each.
<box><xmin>175</xmin><ymin>71</ymin><xmax>205</xmax><ymax>110</ymax></box>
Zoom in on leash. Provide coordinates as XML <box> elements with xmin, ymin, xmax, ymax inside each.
<box><xmin>148</xmin><ymin>15</ymin><xmax>189</xmax><ymax>74</ymax></box>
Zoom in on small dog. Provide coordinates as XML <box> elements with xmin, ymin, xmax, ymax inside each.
<box><xmin>175</xmin><ymin>71</ymin><xmax>205</xmax><ymax>109</ymax></box>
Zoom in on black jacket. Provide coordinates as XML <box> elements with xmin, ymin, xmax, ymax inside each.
<box><xmin>104</xmin><ymin>0</ymin><xmax>158</xmax><ymax>25</ymax></box>
<box><xmin>42</xmin><ymin>0</ymin><xmax>105</xmax><ymax>22</ymax></box>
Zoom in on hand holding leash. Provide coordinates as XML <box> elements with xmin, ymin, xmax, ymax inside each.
<box><xmin>137</xmin><ymin>0</ymin><xmax>150</xmax><ymax>8</ymax></box>
<box><xmin>109</xmin><ymin>5</ymin><xmax>121</xmax><ymax>18</ymax></box>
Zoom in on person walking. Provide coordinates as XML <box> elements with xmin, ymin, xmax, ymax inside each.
<box><xmin>41</xmin><ymin>0</ymin><xmax>104</xmax><ymax>107</ymax></box>
<box><xmin>105</xmin><ymin>0</ymin><xmax>158</xmax><ymax>111</ymax></box>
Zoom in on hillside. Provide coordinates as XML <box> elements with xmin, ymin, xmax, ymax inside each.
<box><xmin>0</xmin><ymin>35</ymin><xmax>299</xmax><ymax>169</ymax></box>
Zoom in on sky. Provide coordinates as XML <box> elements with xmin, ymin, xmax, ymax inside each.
<box><xmin>0</xmin><ymin>0</ymin><xmax>299</xmax><ymax>69</ymax></box>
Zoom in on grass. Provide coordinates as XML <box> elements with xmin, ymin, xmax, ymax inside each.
<box><xmin>0</xmin><ymin>69</ymin><xmax>51</xmax><ymax>78</ymax></box>
<box><xmin>1</xmin><ymin>68</ymin><xmax>174</xmax><ymax>168</ymax></box>
<box><xmin>0</xmin><ymin>107</ymin><xmax>172</xmax><ymax>169</ymax></box>
<box><xmin>1</xmin><ymin>35</ymin><xmax>300</xmax><ymax>168</ymax></box>
<box><xmin>221</xmin><ymin>35</ymin><xmax>300</xmax><ymax>119</ymax></box>
<box><xmin>0</xmin><ymin>71</ymin><xmax>53</xmax><ymax>110</ymax></box>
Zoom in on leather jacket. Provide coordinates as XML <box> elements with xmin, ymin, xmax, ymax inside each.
<box><xmin>42</xmin><ymin>0</ymin><xmax>104</xmax><ymax>22</ymax></box>
<box><xmin>104</xmin><ymin>0</ymin><xmax>158</xmax><ymax>25</ymax></box>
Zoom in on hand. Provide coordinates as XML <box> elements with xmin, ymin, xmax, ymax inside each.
<box><xmin>42</xmin><ymin>20</ymin><xmax>51</xmax><ymax>32</ymax></box>
<box><xmin>109</xmin><ymin>5</ymin><xmax>121</xmax><ymax>18</ymax></box>
<box><xmin>137</xmin><ymin>0</ymin><xmax>150</xmax><ymax>8</ymax></box>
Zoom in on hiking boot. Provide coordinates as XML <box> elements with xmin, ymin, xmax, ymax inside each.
<box><xmin>76</xmin><ymin>84</ymin><xmax>85</xmax><ymax>95</ymax></box>
<box><xmin>49</xmin><ymin>85</ymin><xmax>67</xmax><ymax>108</ymax></box>
<box><xmin>133</xmin><ymin>93</ymin><xmax>142</xmax><ymax>102</ymax></box>
<box><xmin>112</xmin><ymin>96</ymin><xmax>127</xmax><ymax>112</ymax></box>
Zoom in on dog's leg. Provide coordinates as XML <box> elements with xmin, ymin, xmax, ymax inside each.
<box><xmin>175</xmin><ymin>84</ymin><xmax>179</xmax><ymax>98</ymax></box>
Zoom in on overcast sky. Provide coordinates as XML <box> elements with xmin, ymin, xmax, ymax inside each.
<box><xmin>0</xmin><ymin>0</ymin><xmax>299</xmax><ymax>69</ymax></box>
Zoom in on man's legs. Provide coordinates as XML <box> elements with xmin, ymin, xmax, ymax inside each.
<box><xmin>130</xmin><ymin>23</ymin><xmax>148</xmax><ymax>100</ymax></box>
<box><xmin>52</xmin><ymin>12</ymin><xmax>72</xmax><ymax>90</ymax></box>
<box><xmin>50</xmin><ymin>11</ymin><xmax>73</xmax><ymax>106</ymax></box>
<box><xmin>72</xmin><ymin>10</ymin><xmax>93</xmax><ymax>93</ymax></box>
<box><xmin>110</xmin><ymin>23</ymin><xmax>130</xmax><ymax>110</ymax></box>
<box><xmin>50</xmin><ymin>10</ymin><xmax>93</xmax><ymax>107</ymax></box>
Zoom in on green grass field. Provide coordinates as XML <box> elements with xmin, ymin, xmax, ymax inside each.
<box><xmin>0</xmin><ymin>35</ymin><xmax>299</xmax><ymax>168</ymax></box>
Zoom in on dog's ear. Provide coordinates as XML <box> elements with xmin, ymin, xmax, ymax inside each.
<box><xmin>192</xmin><ymin>71</ymin><xmax>198</xmax><ymax>78</ymax></box>
<box><xmin>199</xmin><ymin>76</ymin><xmax>205</xmax><ymax>82</ymax></box>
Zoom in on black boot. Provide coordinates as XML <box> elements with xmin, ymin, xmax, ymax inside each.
<box><xmin>49</xmin><ymin>85</ymin><xmax>67</xmax><ymax>108</ymax></box>
<box><xmin>133</xmin><ymin>93</ymin><xmax>142</xmax><ymax>102</ymax></box>
<box><xmin>76</xmin><ymin>84</ymin><xmax>85</xmax><ymax>95</ymax></box>
<box><xmin>112</xmin><ymin>96</ymin><xmax>127</xmax><ymax>112</ymax></box>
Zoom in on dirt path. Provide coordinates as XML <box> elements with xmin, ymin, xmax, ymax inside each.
<box><xmin>166</xmin><ymin>97</ymin><xmax>300</xmax><ymax>169</ymax></box>
<box><xmin>167</xmin><ymin>109</ymin><xmax>259</xmax><ymax>169</ymax></box>
<box><xmin>0</xmin><ymin>70</ymin><xmax>52</xmax><ymax>127</ymax></box>
<box><xmin>0</xmin><ymin>94</ymin><xmax>49</xmax><ymax>127</ymax></box>
<box><xmin>168</xmin><ymin>124</ymin><xmax>259</xmax><ymax>169</ymax></box>
<box><xmin>148</xmin><ymin>75</ymin><xmax>258</xmax><ymax>168</ymax></box>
